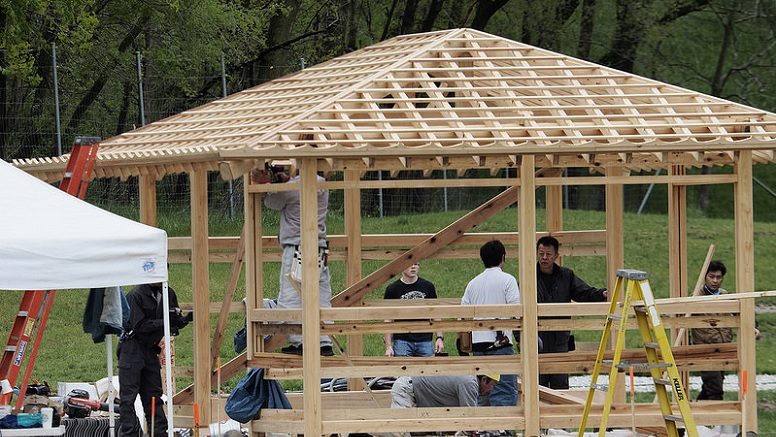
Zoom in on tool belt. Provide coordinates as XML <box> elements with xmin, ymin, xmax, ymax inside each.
<box><xmin>290</xmin><ymin>242</ymin><xmax>329</xmax><ymax>283</ymax></box>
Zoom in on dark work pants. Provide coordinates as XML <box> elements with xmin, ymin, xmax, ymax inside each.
<box><xmin>697</xmin><ymin>370</ymin><xmax>725</xmax><ymax>400</ymax></box>
<box><xmin>118</xmin><ymin>339</ymin><xmax>168</xmax><ymax>436</ymax></box>
<box><xmin>539</xmin><ymin>373</ymin><xmax>569</xmax><ymax>390</ymax></box>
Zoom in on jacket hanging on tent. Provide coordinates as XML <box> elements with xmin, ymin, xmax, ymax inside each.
<box><xmin>83</xmin><ymin>287</ymin><xmax>130</xmax><ymax>343</ymax></box>
<box><xmin>225</xmin><ymin>368</ymin><xmax>291</xmax><ymax>423</ymax></box>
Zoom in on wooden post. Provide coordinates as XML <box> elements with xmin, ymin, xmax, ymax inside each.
<box><xmin>139</xmin><ymin>173</ymin><xmax>157</xmax><ymax>226</ymax></box>
<box><xmin>190</xmin><ymin>169</ymin><xmax>211</xmax><ymax>424</ymax></box>
<box><xmin>605</xmin><ymin>166</ymin><xmax>626</xmax><ymax>403</ymax></box>
<box><xmin>546</xmin><ymin>172</ymin><xmax>563</xmax><ymax>264</ymax></box>
<box><xmin>519</xmin><ymin>155</ymin><xmax>539</xmax><ymax>437</ymax></box>
<box><xmin>300</xmin><ymin>159</ymin><xmax>322</xmax><ymax>436</ymax></box>
<box><xmin>668</xmin><ymin>165</ymin><xmax>688</xmax><ymax>303</ymax></box>
<box><xmin>734</xmin><ymin>151</ymin><xmax>757</xmax><ymax>433</ymax></box>
<box><xmin>344</xmin><ymin>169</ymin><xmax>365</xmax><ymax>390</ymax></box>
<box><xmin>244</xmin><ymin>173</ymin><xmax>264</xmax><ymax>356</ymax></box>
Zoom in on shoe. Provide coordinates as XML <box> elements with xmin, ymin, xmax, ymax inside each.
<box><xmin>320</xmin><ymin>346</ymin><xmax>334</xmax><ymax>356</ymax></box>
<box><xmin>281</xmin><ymin>344</ymin><xmax>303</xmax><ymax>355</ymax></box>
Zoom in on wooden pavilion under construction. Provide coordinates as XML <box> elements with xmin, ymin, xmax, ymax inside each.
<box><xmin>16</xmin><ymin>28</ymin><xmax>776</xmax><ymax>436</ymax></box>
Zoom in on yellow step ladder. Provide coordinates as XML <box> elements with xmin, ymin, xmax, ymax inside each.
<box><xmin>577</xmin><ymin>269</ymin><xmax>697</xmax><ymax>437</ymax></box>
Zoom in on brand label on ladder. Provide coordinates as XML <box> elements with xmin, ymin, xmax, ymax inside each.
<box><xmin>13</xmin><ymin>341</ymin><xmax>27</xmax><ymax>366</ymax></box>
<box><xmin>23</xmin><ymin>319</ymin><xmax>36</xmax><ymax>337</ymax></box>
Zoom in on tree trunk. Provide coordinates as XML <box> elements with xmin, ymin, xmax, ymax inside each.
<box><xmin>66</xmin><ymin>13</ymin><xmax>149</xmax><ymax>135</ymax></box>
<box><xmin>470</xmin><ymin>0</ymin><xmax>509</xmax><ymax>30</ymax></box>
<box><xmin>577</xmin><ymin>0</ymin><xmax>596</xmax><ymax>59</ymax></box>
<box><xmin>420</xmin><ymin>0</ymin><xmax>444</xmax><ymax>32</ymax></box>
<box><xmin>699</xmin><ymin>5</ymin><xmax>736</xmax><ymax>212</ymax></box>
<box><xmin>399</xmin><ymin>0</ymin><xmax>419</xmax><ymax>35</ymax></box>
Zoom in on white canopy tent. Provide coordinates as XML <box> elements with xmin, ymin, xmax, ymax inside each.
<box><xmin>0</xmin><ymin>158</ymin><xmax>176</xmax><ymax>437</ymax></box>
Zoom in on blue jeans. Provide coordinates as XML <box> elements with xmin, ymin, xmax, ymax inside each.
<box><xmin>393</xmin><ymin>339</ymin><xmax>434</xmax><ymax>357</ymax></box>
<box><xmin>474</xmin><ymin>346</ymin><xmax>518</xmax><ymax>406</ymax></box>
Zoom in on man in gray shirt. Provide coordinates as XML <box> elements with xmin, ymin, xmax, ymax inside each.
<box><xmin>255</xmin><ymin>164</ymin><xmax>334</xmax><ymax>356</ymax></box>
<box><xmin>391</xmin><ymin>374</ymin><xmax>499</xmax><ymax>408</ymax></box>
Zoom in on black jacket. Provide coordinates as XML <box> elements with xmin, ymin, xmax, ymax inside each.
<box><xmin>537</xmin><ymin>264</ymin><xmax>606</xmax><ymax>353</ymax></box>
<box><xmin>123</xmin><ymin>284</ymin><xmax>188</xmax><ymax>351</ymax></box>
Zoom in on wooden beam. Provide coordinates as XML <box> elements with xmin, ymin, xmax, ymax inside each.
<box><xmin>331</xmin><ymin>184</ymin><xmax>520</xmax><ymax>307</ymax></box>
<box><xmin>210</xmin><ymin>226</ymin><xmax>245</xmax><ymax>367</ymax></box>
<box><xmin>138</xmin><ymin>173</ymin><xmax>157</xmax><ymax>226</ymax></box>
<box><xmin>190</xmin><ymin>169</ymin><xmax>211</xmax><ymax>422</ymax></box>
<box><xmin>605</xmin><ymin>166</ymin><xmax>625</xmax><ymax>403</ymax></box>
<box><xmin>519</xmin><ymin>155</ymin><xmax>540</xmax><ymax>437</ymax></box>
<box><xmin>344</xmin><ymin>169</ymin><xmax>365</xmax><ymax>390</ymax></box>
<box><xmin>735</xmin><ymin>150</ymin><xmax>757</xmax><ymax>432</ymax></box>
<box><xmin>668</xmin><ymin>165</ymin><xmax>688</xmax><ymax>302</ymax></box>
<box><xmin>300</xmin><ymin>158</ymin><xmax>322</xmax><ymax>436</ymax></box>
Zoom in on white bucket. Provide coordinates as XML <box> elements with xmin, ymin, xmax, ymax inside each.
<box><xmin>0</xmin><ymin>405</ymin><xmax>11</xmax><ymax>419</ymax></box>
<box><xmin>208</xmin><ymin>418</ymin><xmax>241</xmax><ymax>436</ymax></box>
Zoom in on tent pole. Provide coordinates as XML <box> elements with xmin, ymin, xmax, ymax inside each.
<box><xmin>162</xmin><ymin>282</ymin><xmax>174</xmax><ymax>437</ymax></box>
<box><xmin>107</xmin><ymin>333</ymin><xmax>115</xmax><ymax>437</ymax></box>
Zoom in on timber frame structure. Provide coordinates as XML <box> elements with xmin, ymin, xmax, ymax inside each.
<box><xmin>15</xmin><ymin>28</ymin><xmax>776</xmax><ymax>436</ymax></box>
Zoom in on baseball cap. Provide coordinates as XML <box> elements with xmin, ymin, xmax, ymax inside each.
<box><xmin>484</xmin><ymin>373</ymin><xmax>500</xmax><ymax>382</ymax></box>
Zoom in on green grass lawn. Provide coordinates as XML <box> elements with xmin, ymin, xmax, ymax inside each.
<box><xmin>2</xmin><ymin>205</ymin><xmax>776</xmax><ymax>430</ymax></box>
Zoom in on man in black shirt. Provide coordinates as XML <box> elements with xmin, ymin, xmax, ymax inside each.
<box><xmin>536</xmin><ymin>236</ymin><xmax>607</xmax><ymax>389</ymax></box>
<box><xmin>383</xmin><ymin>263</ymin><xmax>444</xmax><ymax>357</ymax></box>
<box><xmin>118</xmin><ymin>282</ymin><xmax>192</xmax><ymax>436</ymax></box>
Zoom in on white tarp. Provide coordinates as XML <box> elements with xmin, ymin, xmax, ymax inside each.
<box><xmin>0</xmin><ymin>159</ymin><xmax>168</xmax><ymax>290</ymax></box>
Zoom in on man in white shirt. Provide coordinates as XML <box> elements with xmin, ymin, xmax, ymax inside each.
<box><xmin>461</xmin><ymin>240</ymin><xmax>520</xmax><ymax>406</ymax></box>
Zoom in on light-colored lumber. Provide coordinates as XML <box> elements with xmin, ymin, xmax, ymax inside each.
<box><xmin>138</xmin><ymin>173</ymin><xmax>157</xmax><ymax>226</ymax></box>
<box><xmin>344</xmin><ymin>169</ymin><xmax>365</xmax><ymax>390</ymax></box>
<box><xmin>735</xmin><ymin>150</ymin><xmax>757</xmax><ymax>432</ymax></box>
<box><xmin>519</xmin><ymin>155</ymin><xmax>540</xmax><ymax>436</ymax></box>
<box><xmin>189</xmin><ymin>169</ymin><xmax>211</xmax><ymax>420</ymax></box>
<box><xmin>209</xmin><ymin>226</ymin><xmax>245</xmax><ymax>367</ymax></box>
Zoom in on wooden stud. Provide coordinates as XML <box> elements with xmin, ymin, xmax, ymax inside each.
<box><xmin>735</xmin><ymin>150</ymin><xmax>757</xmax><ymax>432</ymax></box>
<box><xmin>139</xmin><ymin>173</ymin><xmax>157</xmax><ymax>226</ymax></box>
<box><xmin>300</xmin><ymin>158</ymin><xmax>323</xmax><ymax>436</ymax></box>
<box><xmin>189</xmin><ymin>169</ymin><xmax>211</xmax><ymax>422</ymax></box>
<box><xmin>344</xmin><ymin>169</ymin><xmax>365</xmax><ymax>390</ymax></box>
<box><xmin>518</xmin><ymin>155</ymin><xmax>539</xmax><ymax>437</ymax></box>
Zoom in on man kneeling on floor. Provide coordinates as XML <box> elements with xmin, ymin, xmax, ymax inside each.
<box><xmin>391</xmin><ymin>374</ymin><xmax>499</xmax><ymax>408</ymax></box>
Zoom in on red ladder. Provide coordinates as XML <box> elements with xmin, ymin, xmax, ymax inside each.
<box><xmin>0</xmin><ymin>137</ymin><xmax>100</xmax><ymax>408</ymax></box>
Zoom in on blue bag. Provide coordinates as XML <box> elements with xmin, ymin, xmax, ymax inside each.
<box><xmin>225</xmin><ymin>368</ymin><xmax>291</xmax><ymax>423</ymax></box>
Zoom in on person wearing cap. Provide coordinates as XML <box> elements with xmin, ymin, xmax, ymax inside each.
<box><xmin>390</xmin><ymin>374</ymin><xmax>500</xmax><ymax>408</ymax></box>
<box><xmin>253</xmin><ymin>164</ymin><xmax>334</xmax><ymax>357</ymax></box>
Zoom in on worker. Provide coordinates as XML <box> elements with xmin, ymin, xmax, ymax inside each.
<box><xmin>118</xmin><ymin>282</ymin><xmax>192</xmax><ymax>436</ymax></box>
<box><xmin>254</xmin><ymin>163</ymin><xmax>334</xmax><ymax>356</ymax></box>
<box><xmin>536</xmin><ymin>236</ymin><xmax>607</xmax><ymax>389</ymax></box>
<box><xmin>390</xmin><ymin>374</ymin><xmax>500</xmax><ymax>408</ymax></box>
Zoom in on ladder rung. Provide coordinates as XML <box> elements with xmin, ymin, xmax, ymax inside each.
<box><xmin>633</xmin><ymin>305</ymin><xmax>646</xmax><ymax>312</ymax></box>
<box><xmin>590</xmin><ymin>383</ymin><xmax>608</xmax><ymax>392</ymax></box>
<box><xmin>654</xmin><ymin>378</ymin><xmax>671</xmax><ymax>386</ymax></box>
<box><xmin>644</xmin><ymin>342</ymin><xmax>659</xmax><ymax>349</ymax></box>
<box><xmin>17</xmin><ymin>311</ymin><xmax>29</xmax><ymax>317</ymax></box>
<box><xmin>616</xmin><ymin>362</ymin><xmax>672</xmax><ymax>370</ymax></box>
<box><xmin>5</xmin><ymin>346</ymin><xmax>16</xmax><ymax>352</ymax></box>
<box><xmin>608</xmin><ymin>314</ymin><xmax>622</xmax><ymax>321</ymax></box>
<box><xmin>63</xmin><ymin>172</ymin><xmax>73</xmax><ymax>178</ymax></box>
<box><xmin>664</xmin><ymin>415</ymin><xmax>684</xmax><ymax>422</ymax></box>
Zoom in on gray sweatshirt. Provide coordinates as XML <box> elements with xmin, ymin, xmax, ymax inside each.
<box><xmin>264</xmin><ymin>174</ymin><xmax>328</xmax><ymax>246</ymax></box>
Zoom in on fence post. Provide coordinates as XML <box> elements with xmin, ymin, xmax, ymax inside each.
<box><xmin>136</xmin><ymin>50</ymin><xmax>146</xmax><ymax>127</ymax></box>
<box><xmin>52</xmin><ymin>42</ymin><xmax>62</xmax><ymax>156</ymax></box>
<box><xmin>221</xmin><ymin>53</ymin><xmax>235</xmax><ymax>220</ymax></box>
